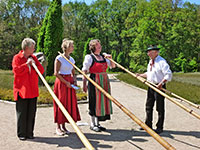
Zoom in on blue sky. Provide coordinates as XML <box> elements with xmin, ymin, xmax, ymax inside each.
<box><xmin>62</xmin><ymin>0</ymin><xmax>200</xmax><ymax>5</ymax></box>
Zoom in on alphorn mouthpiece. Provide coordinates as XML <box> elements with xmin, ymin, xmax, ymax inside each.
<box><xmin>102</xmin><ymin>52</ymin><xmax>108</xmax><ymax>56</ymax></box>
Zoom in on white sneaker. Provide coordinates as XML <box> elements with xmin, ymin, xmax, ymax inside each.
<box><xmin>56</xmin><ymin>128</ymin><xmax>64</xmax><ymax>136</ymax></box>
<box><xmin>90</xmin><ymin>126</ymin><xmax>101</xmax><ymax>132</ymax></box>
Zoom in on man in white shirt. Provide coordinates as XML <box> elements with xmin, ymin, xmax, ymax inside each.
<box><xmin>137</xmin><ymin>45</ymin><xmax>172</xmax><ymax>134</ymax></box>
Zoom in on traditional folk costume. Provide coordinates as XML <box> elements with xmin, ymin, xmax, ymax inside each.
<box><xmin>145</xmin><ymin>55</ymin><xmax>172</xmax><ymax>133</ymax></box>
<box><xmin>53</xmin><ymin>55</ymin><xmax>81</xmax><ymax>124</ymax></box>
<box><xmin>82</xmin><ymin>54</ymin><xmax>112</xmax><ymax>130</ymax></box>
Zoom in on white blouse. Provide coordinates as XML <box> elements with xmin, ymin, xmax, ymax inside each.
<box><xmin>145</xmin><ymin>55</ymin><xmax>172</xmax><ymax>84</ymax></box>
<box><xmin>56</xmin><ymin>55</ymin><xmax>75</xmax><ymax>75</ymax></box>
<box><xmin>82</xmin><ymin>54</ymin><xmax>111</xmax><ymax>71</ymax></box>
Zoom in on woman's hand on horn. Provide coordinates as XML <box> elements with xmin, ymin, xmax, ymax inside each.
<box><xmin>26</xmin><ymin>57</ymin><xmax>35</xmax><ymax>66</ymax></box>
<box><xmin>136</xmin><ymin>73</ymin><xmax>140</xmax><ymax>77</ymax></box>
<box><xmin>66</xmin><ymin>82</ymin><xmax>72</xmax><ymax>88</ymax></box>
<box><xmin>83</xmin><ymin>84</ymin><xmax>88</xmax><ymax>93</ymax></box>
<box><xmin>103</xmin><ymin>53</ymin><xmax>112</xmax><ymax>59</ymax></box>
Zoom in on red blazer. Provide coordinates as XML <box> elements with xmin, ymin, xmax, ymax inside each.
<box><xmin>12</xmin><ymin>50</ymin><xmax>45</xmax><ymax>100</ymax></box>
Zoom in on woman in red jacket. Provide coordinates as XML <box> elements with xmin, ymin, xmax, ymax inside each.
<box><xmin>12</xmin><ymin>38</ymin><xmax>44</xmax><ymax>140</ymax></box>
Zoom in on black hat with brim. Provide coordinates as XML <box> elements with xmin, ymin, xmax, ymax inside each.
<box><xmin>147</xmin><ymin>46</ymin><xmax>160</xmax><ymax>51</ymax></box>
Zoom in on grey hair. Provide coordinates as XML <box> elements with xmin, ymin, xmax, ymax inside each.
<box><xmin>21</xmin><ymin>38</ymin><xmax>35</xmax><ymax>50</ymax></box>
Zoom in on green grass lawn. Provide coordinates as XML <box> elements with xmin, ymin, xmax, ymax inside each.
<box><xmin>116</xmin><ymin>72</ymin><xmax>200</xmax><ymax>104</ymax></box>
<box><xmin>0</xmin><ymin>69</ymin><xmax>87</xmax><ymax>104</ymax></box>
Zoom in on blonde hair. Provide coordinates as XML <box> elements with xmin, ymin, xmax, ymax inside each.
<box><xmin>21</xmin><ymin>38</ymin><xmax>35</xmax><ymax>50</ymax></box>
<box><xmin>61</xmin><ymin>38</ymin><xmax>74</xmax><ymax>52</ymax></box>
<box><xmin>89</xmin><ymin>39</ymin><xmax>100</xmax><ymax>53</ymax></box>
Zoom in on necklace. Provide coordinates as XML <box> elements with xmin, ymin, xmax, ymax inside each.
<box><xmin>93</xmin><ymin>53</ymin><xmax>103</xmax><ymax>61</ymax></box>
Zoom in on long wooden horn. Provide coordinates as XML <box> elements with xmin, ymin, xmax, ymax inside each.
<box><xmin>32</xmin><ymin>63</ymin><xmax>94</xmax><ymax>150</ymax></box>
<box><xmin>58</xmin><ymin>52</ymin><xmax>176</xmax><ymax>150</ymax></box>
<box><xmin>106</xmin><ymin>57</ymin><xmax>200</xmax><ymax>120</ymax></box>
<box><xmin>146</xmin><ymin>81</ymin><xmax>200</xmax><ymax>109</ymax></box>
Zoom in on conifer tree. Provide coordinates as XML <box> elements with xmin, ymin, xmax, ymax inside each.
<box><xmin>37</xmin><ymin>0</ymin><xmax>63</xmax><ymax>75</ymax></box>
<box><xmin>37</xmin><ymin>4</ymin><xmax>52</xmax><ymax>53</ymax></box>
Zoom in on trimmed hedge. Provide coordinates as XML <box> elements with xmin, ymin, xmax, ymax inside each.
<box><xmin>0</xmin><ymin>88</ymin><xmax>13</xmax><ymax>101</ymax></box>
<box><xmin>0</xmin><ymin>69</ymin><xmax>87</xmax><ymax>104</ymax></box>
<box><xmin>0</xmin><ymin>86</ymin><xmax>87</xmax><ymax>104</ymax></box>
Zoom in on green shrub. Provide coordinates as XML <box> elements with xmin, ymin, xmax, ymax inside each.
<box><xmin>45</xmin><ymin>76</ymin><xmax>56</xmax><ymax>86</ymax></box>
<box><xmin>38</xmin><ymin>86</ymin><xmax>53</xmax><ymax>104</ymax></box>
<box><xmin>0</xmin><ymin>88</ymin><xmax>14</xmax><ymax>101</ymax></box>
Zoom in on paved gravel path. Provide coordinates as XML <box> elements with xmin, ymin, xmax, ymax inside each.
<box><xmin>0</xmin><ymin>74</ymin><xmax>199</xmax><ymax>150</ymax></box>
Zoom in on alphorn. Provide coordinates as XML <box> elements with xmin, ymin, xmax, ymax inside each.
<box><xmin>32</xmin><ymin>63</ymin><xmax>94</xmax><ymax>150</ymax></box>
<box><xmin>157</xmin><ymin>87</ymin><xmax>199</xmax><ymax>109</ymax></box>
<box><xmin>106</xmin><ymin>57</ymin><xmax>200</xmax><ymax>120</ymax></box>
<box><xmin>167</xmin><ymin>91</ymin><xmax>199</xmax><ymax>109</ymax></box>
<box><xmin>58</xmin><ymin>52</ymin><xmax>176</xmax><ymax>150</ymax></box>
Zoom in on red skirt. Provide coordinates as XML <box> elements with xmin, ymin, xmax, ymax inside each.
<box><xmin>53</xmin><ymin>75</ymin><xmax>81</xmax><ymax>124</ymax></box>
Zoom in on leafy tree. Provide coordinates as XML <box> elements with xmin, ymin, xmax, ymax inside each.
<box><xmin>0</xmin><ymin>0</ymin><xmax>50</xmax><ymax>69</ymax></box>
<box><xmin>89</xmin><ymin>0</ymin><xmax>111</xmax><ymax>52</ymax></box>
<box><xmin>174</xmin><ymin>52</ymin><xmax>187</xmax><ymax>72</ymax></box>
<box><xmin>83</xmin><ymin>38</ymin><xmax>92</xmax><ymax>59</ymax></box>
<box><xmin>1</xmin><ymin>0</ymin><xmax>200</xmax><ymax>73</ymax></box>
<box><xmin>108</xmin><ymin>0</ymin><xmax>137</xmax><ymax>68</ymax></box>
<box><xmin>188</xmin><ymin>57</ymin><xmax>198</xmax><ymax>72</ymax></box>
<box><xmin>62</xmin><ymin>2</ymin><xmax>90</xmax><ymax>68</ymax></box>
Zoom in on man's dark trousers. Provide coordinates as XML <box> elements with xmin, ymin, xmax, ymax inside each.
<box><xmin>145</xmin><ymin>85</ymin><xmax>165</xmax><ymax>130</ymax></box>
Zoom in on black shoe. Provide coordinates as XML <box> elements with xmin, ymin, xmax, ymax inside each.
<box><xmin>90</xmin><ymin>126</ymin><xmax>101</xmax><ymax>132</ymax></box>
<box><xmin>154</xmin><ymin>128</ymin><xmax>163</xmax><ymax>134</ymax></box>
<box><xmin>98</xmin><ymin>125</ymin><xmax>106</xmax><ymax>131</ymax></box>
<box><xmin>27</xmin><ymin>136</ymin><xmax>34</xmax><ymax>139</ymax></box>
<box><xmin>19</xmin><ymin>137</ymin><xmax>26</xmax><ymax>141</ymax></box>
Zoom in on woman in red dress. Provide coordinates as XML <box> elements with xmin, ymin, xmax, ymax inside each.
<box><xmin>53</xmin><ymin>39</ymin><xmax>81</xmax><ymax>135</ymax></box>
<box><xmin>82</xmin><ymin>39</ymin><xmax>115</xmax><ymax>132</ymax></box>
